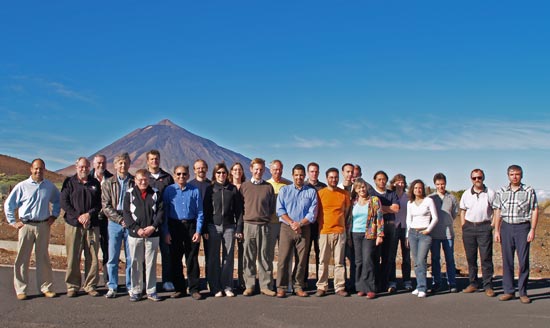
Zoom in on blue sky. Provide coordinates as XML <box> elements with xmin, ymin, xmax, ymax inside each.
<box><xmin>1</xmin><ymin>0</ymin><xmax>549</xmax><ymax>195</ymax></box>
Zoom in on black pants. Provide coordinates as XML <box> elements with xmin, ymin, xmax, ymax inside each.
<box><xmin>462</xmin><ymin>221</ymin><xmax>493</xmax><ymax>289</ymax></box>
<box><xmin>168</xmin><ymin>219</ymin><xmax>200</xmax><ymax>294</ymax></box>
<box><xmin>353</xmin><ymin>233</ymin><xmax>377</xmax><ymax>293</ymax></box>
<box><xmin>376</xmin><ymin>221</ymin><xmax>397</xmax><ymax>291</ymax></box>
<box><xmin>98</xmin><ymin>218</ymin><xmax>109</xmax><ymax>284</ymax></box>
<box><xmin>501</xmin><ymin>221</ymin><xmax>531</xmax><ymax>296</ymax></box>
<box><xmin>303</xmin><ymin>221</ymin><xmax>320</xmax><ymax>286</ymax></box>
<box><xmin>395</xmin><ymin>226</ymin><xmax>411</xmax><ymax>282</ymax></box>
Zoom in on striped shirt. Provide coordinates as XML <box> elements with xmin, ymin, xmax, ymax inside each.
<box><xmin>493</xmin><ymin>183</ymin><xmax>538</xmax><ymax>224</ymax></box>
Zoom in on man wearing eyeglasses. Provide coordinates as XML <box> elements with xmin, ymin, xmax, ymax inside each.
<box><xmin>459</xmin><ymin>169</ymin><xmax>496</xmax><ymax>297</ymax></box>
<box><xmin>163</xmin><ymin>165</ymin><xmax>204</xmax><ymax>300</ymax></box>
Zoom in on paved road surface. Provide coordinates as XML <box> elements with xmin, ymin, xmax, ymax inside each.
<box><xmin>0</xmin><ymin>266</ymin><xmax>549</xmax><ymax>328</ymax></box>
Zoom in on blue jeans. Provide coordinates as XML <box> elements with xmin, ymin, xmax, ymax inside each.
<box><xmin>107</xmin><ymin>221</ymin><xmax>131</xmax><ymax>291</ymax></box>
<box><xmin>408</xmin><ymin>229</ymin><xmax>432</xmax><ymax>292</ymax></box>
<box><xmin>430</xmin><ymin>239</ymin><xmax>456</xmax><ymax>288</ymax></box>
<box><xmin>207</xmin><ymin>224</ymin><xmax>236</xmax><ymax>293</ymax></box>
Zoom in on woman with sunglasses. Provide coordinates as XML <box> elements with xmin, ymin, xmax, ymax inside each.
<box><xmin>204</xmin><ymin>163</ymin><xmax>243</xmax><ymax>297</ymax></box>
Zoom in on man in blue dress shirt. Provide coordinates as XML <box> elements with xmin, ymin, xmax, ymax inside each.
<box><xmin>275</xmin><ymin>164</ymin><xmax>318</xmax><ymax>298</ymax></box>
<box><xmin>4</xmin><ymin>158</ymin><xmax>60</xmax><ymax>300</ymax></box>
<box><xmin>163</xmin><ymin>164</ymin><xmax>205</xmax><ymax>300</ymax></box>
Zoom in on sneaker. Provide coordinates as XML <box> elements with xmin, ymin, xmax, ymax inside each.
<box><xmin>449</xmin><ymin>287</ymin><xmax>458</xmax><ymax>293</ymax></box>
<box><xmin>147</xmin><ymin>293</ymin><xmax>162</xmax><ymax>302</ymax></box>
<box><xmin>417</xmin><ymin>291</ymin><xmax>427</xmax><ymax>298</ymax></box>
<box><xmin>404</xmin><ymin>281</ymin><xmax>413</xmax><ymax>291</ymax></box>
<box><xmin>412</xmin><ymin>289</ymin><xmax>419</xmax><ymax>296</ymax></box>
<box><xmin>225</xmin><ymin>290</ymin><xmax>235</xmax><ymax>297</ymax></box>
<box><xmin>214</xmin><ymin>291</ymin><xmax>224</xmax><ymax>298</ymax></box>
<box><xmin>129</xmin><ymin>294</ymin><xmax>141</xmax><ymax>302</ymax></box>
<box><xmin>16</xmin><ymin>293</ymin><xmax>27</xmax><ymax>300</ymax></box>
<box><xmin>366</xmin><ymin>292</ymin><xmax>376</xmax><ymax>299</ymax></box>
<box><xmin>43</xmin><ymin>291</ymin><xmax>57</xmax><ymax>298</ymax></box>
<box><xmin>105</xmin><ymin>289</ymin><xmax>117</xmax><ymax>299</ymax></box>
<box><xmin>162</xmin><ymin>281</ymin><xmax>175</xmax><ymax>292</ymax></box>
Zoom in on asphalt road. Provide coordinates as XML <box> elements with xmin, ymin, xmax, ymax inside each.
<box><xmin>1</xmin><ymin>266</ymin><xmax>549</xmax><ymax>328</ymax></box>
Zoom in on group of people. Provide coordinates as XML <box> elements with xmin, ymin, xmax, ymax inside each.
<box><xmin>4</xmin><ymin>153</ymin><xmax>539</xmax><ymax>305</ymax></box>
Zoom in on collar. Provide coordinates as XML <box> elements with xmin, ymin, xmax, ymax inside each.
<box><xmin>470</xmin><ymin>185</ymin><xmax>487</xmax><ymax>195</ymax></box>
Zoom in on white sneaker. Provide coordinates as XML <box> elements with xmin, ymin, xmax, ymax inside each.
<box><xmin>412</xmin><ymin>289</ymin><xmax>419</xmax><ymax>296</ymax></box>
<box><xmin>417</xmin><ymin>291</ymin><xmax>427</xmax><ymax>298</ymax></box>
<box><xmin>163</xmin><ymin>282</ymin><xmax>175</xmax><ymax>292</ymax></box>
<box><xmin>225</xmin><ymin>290</ymin><xmax>235</xmax><ymax>297</ymax></box>
<box><xmin>105</xmin><ymin>289</ymin><xmax>116</xmax><ymax>299</ymax></box>
<box><xmin>214</xmin><ymin>291</ymin><xmax>224</xmax><ymax>297</ymax></box>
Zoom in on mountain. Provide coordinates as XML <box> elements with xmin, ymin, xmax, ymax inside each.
<box><xmin>56</xmin><ymin>119</ymin><xmax>254</xmax><ymax>177</ymax></box>
<box><xmin>0</xmin><ymin>154</ymin><xmax>66</xmax><ymax>183</ymax></box>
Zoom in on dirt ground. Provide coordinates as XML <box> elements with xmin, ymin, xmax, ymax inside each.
<box><xmin>1</xmin><ymin>213</ymin><xmax>549</xmax><ymax>278</ymax></box>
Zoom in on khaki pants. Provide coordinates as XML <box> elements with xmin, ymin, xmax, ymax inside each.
<box><xmin>317</xmin><ymin>232</ymin><xmax>346</xmax><ymax>292</ymax></box>
<box><xmin>65</xmin><ymin>224</ymin><xmax>100</xmax><ymax>292</ymax></box>
<box><xmin>13</xmin><ymin>221</ymin><xmax>54</xmax><ymax>295</ymax></box>
<box><xmin>243</xmin><ymin>223</ymin><xmax>273</xmax><ymax>290</ymax></box>
<box><xmin>128</xmin><ymin>236</ymin><xmax>159</xmax><ymax>295</ymax></box>
<box><xmin>276</xmin><ymin>223</ymin><xmax>310</xmax><ymax>291</ymax></box>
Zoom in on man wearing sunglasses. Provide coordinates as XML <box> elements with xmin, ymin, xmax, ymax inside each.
<box><xmin>162</xmin><ymin>165</ymin><xmax>204</xmax><ymax>300</ymax></box>
<box><xmin>459</xmin><ymin>169</ymin><xmax>496</xmax><ymax>297</ymax></box>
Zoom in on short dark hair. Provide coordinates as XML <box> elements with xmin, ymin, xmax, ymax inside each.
<box><xmin>433</xmin><ymin>172</ymin><xmax>447</xmax><ymax>184</ymax></box>
<box><xmin>210</xmin><ymin>162</ymin><xmax>228</xmax><ymax>181</ymax></box>
<box><xmin>173</xmin><ymin>165</ymin><xmax>189</xmax><ymax>173</ymax></box>
<box><xmin>307</xmin><ymin>162</ymin><xmax>319</xmax><ymax>170</ymax></box>
<box><xmin>31</xmin><ymin>158</ymin><xmax>45</xmax><ymax>167</ymax></box>
<box><xmin>341</xmin><ymin>163</ymin><xmax>354</xmax><ymax>171</ymax></box>
<box><xmin>507</xmin><ymin>164</ymin><xmax>523</xmax><ymax>176</ymax></box>
<box><xmin>326</xmin><ymin>167</ymin><xmax>339</xmax><ymax>178</ymax></box>
<box><xmin>146</xmin><ymin>149</ymin><xmax>161</xmax><ymax>159</ymax></box>
<box><xmin>470</xmin><ymin>168</ymin><xmax>485</xmax><ymax>180</ymax></box>
<box><xmin>292</xmin><ymin>164</ymin><xmax>306</xmax><ymax>175</ymax></box>
<box><xmin>373</xmin><ymin>170</ymin><xmax>388</xmax><ymax>181</ymax></box>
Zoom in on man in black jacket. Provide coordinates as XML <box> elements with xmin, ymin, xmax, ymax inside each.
<box><xmin>146</xmin><ymin>149</ymin><xmax>175</xmax><ymax>292</ymax></box>
<box><xmin>61</xmin><ymin>157</ymin><xmax>102</xmax><ymax>297</ymax></box>
<box><xmin>89</xmin><ymin>154</ymin><xmax>113</xmax><ymax>287</ymax></box>
<box><xmin>124</xmin><ymin>169</ymin><xmax>164</xmax><ymax>302</ymax></box>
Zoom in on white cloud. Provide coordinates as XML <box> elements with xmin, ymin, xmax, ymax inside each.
<box><xmin>291</xmin><ymin>136</ymin><xmax>340</xmax><ymax>149</ymax></box>
<box><xmin>354</xmin><ymin>118</ymin><xmax>550</xmax><ymax>151</ymax></box>
<box><xmin>536</xmin><ymin>189</ymin><xmax>550</xmax><ymax>201</ymax></box>
<box><xmin>11</xmin><ymin>75</ymin><xmax>95</xmax><ymax>104</ymax></box>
